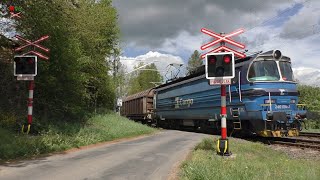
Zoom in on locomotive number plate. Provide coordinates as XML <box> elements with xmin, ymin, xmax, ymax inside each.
<box><xmin>275</xmin><ymin>105</ymin><xmax>291</xmax><ymax>109</ymax></box>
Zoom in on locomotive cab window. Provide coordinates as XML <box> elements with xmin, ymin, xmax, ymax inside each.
<box><xmin>248</xmin><ymin>60</ymin><xmax>280</xmax><ymax>81</ymax></box>
<box><xmin>279</xmin><ymin>61</ymin><xmax>294</xmax><ymax>81</ymax></box>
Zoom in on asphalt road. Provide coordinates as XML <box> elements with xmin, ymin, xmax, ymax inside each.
<box><xmin>0</xmin><ymin>130</ymin><xmax>209</xmax><ymax>180</ymax></box>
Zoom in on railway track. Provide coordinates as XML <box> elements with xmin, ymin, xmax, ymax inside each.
<box><xmin>299</xmin><ymin>132</ymin><xmax>320</xmax><ymax>138</ymax></box>
<box><xmin>269</xmin><ymin>137</ymin><xmax>320</xmax><ymax>150</ymax></box>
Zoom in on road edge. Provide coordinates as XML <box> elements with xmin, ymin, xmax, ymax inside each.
<box><xmin>167</xmin><ymin>145</ymin><xmax>195</xmax><ymax>180</ymax></box>
<box><xmin>0</xmin><ymin>131</ymin><xmax>161</xmax><ymax>165</ymax></box>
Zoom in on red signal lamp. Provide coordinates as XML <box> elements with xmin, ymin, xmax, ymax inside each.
<box><xmin>9</xmin><ymin>5</ymin><xmax>15</xmax><ymax>12</ymax></box>
<box><xmin>209</xmin><ymin>56</ymin><xmax>216</xmax><ymax>64</ymax></box>
<box><xmin>28</xmin><ymin>58</ymin><xmax>34</xmax><ymax>64</ymax></box>
<box><xmin>223</xmin><ymin>55</ymin><xmax>231</xmax><ymax>64</ymax></box>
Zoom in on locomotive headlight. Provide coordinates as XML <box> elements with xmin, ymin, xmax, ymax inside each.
<box><xmin>273</xmin><ymin>50</ymin><xmax>282</xmax><ymax>60</ymax></box>
<box><xmin>290</xmin><ymin>99</ymin><xmax>296</xmax><ymax>104</ymax></box>
<box><xmin>264</xmin><ymin>99</ymin><xmax>276</xmax><ymax>104</ymax></box>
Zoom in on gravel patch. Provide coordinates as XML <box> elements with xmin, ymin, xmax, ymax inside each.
<box><xmin>268</xmin><ymin>144</ymin><xmax>320</xmax><ymax>160</ymax></box>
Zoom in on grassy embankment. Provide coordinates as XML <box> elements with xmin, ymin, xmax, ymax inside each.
<box><xmin>0</xmin><ymin>113</ymin><xmax>157</xmax><ymax>161</ymax></box>
<box><xmin>180</xmin><ymin>137</ymin><xmax>320</xmax><ymax>180</ymax></box>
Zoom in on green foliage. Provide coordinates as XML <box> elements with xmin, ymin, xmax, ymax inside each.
<box><xmin>0</xmin><ymin>0</ymin><xmax>120</xmax><ymax>127</ymax></box>
<box><xmin>0</xmin><ymin>113</ymin><xmax>157</xmax><ymax>161</ymax></box>
<box><xmin>181</xmin><ymin>138</ymin><xmax>320</xmax><ymax>180</ymax></box>
<box><xmin>186</xmin><ymin>50</ymin><xmax>202</xmax><ymax>75</ymax></box>
<box><xmin>298</xmin><ymin>85</ymin><xmax>320</xmax><ymax>112</ymax></box>
<box><xmin>0</xmin><ymin>111</ymin><xmax>18</xmax><ymax>130</ymax></box>
<box><xmin>298</xmin><ymin>85</ymin><xmax>320</xmax><ymax>121</ymax></box>
<box><xmin>305</xmin><ymin>119</ymin><xmax>320</xmax><ymax>130</ymax></box>
<box><xmin>128</xmin><ymin>63</ymin><xmax>163</xmax><ymax>95</ymax></box>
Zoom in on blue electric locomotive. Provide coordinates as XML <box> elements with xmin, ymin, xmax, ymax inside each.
<box><xmin>153</xmin><ymin>50</ymin><xmax>307</xmax><ymax>137</ymax></box>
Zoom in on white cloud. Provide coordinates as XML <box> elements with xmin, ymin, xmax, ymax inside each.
<box><xmin>238</xmin><ymin>0</ymin><xmax>320</xmax><ymax>70</ymax></box>
<box><xmin>293</xmin><ymin>67</ymin><xmax>320</xmax><ymax>86</ymax></box>
<box><xmin>113</xmin><ymin>0</ymin><xmax>292</xmax><ymax>48</ymax></box>
<box><xmin>280</xmin><ymin>0</ymin><xmax>320</xmax><ymax>39</ymax></box>
<box><xmin>159</xmin><ymin>30</ymin><xmax>204</xmax><ymax>55</ymax></box>
<box><xmin>120</xmin><ymin>51</ymin><xmax>186</xmax><ymax>80</ymax></box>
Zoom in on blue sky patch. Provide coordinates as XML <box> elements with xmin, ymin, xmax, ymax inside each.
<box><xmin>263</xmin><ymin>3</ymin><xmax>303</xmax><ymax>27</ymax></box>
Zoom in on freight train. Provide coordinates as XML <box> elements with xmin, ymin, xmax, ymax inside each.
<box><xmin>120</xmin><ymin>50</ymin><xmax>307</xmax><ymax>137</ymax></box>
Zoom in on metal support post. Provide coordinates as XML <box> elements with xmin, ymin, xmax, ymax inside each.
<box><xmin>217</xmin><ymin>85</ymin><xmax>231</xmax><ymax>156</ymax></box>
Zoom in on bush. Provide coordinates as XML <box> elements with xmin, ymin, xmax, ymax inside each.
<box><xmin>194</xmin><ymin>137</ymin><xmax>216</xmax><ymax>151</ymax></box>
<box><xmin>306</xmin><ymin>119</ymin><xmax>320</xmax><ymax>129</ymax></box>
<box><xmin>0</xmin><ymin>112</ymin><xmax>17</xmax><ymax>129</ymax></box>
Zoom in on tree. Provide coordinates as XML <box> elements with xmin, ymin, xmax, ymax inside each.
<box><xmin>298</xmin><ymin>85</ymin><xmax>320</xmax><ymax>128</ymax></box>
<box><xmin>186</xmin><ymin>50</ymin><xmax>202</xmax><ymax>75</ymax></box>
<box><xmin>107</xmin><ymin>48</ymin><xmax>128</xmax><ymax>109</ymax></box>
<box><xmin>128</xmin><ymin>63</ymin><xmax>163</xmax><ymax>95</ymax></box>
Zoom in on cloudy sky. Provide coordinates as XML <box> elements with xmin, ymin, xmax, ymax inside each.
<box><xmin>112</xmin><ymin>0</ymin><xmax>320</xmax><ymax>80</ymax></box>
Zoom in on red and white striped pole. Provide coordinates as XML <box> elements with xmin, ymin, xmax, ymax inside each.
<box><xmin>22</xmin><ymin>80</ymin><xmax>34</xmax><ymax>134</ymax></box>
<box><xmin>28</xmin><ymin>80</ymin><xmax>35</xmax><ymax>125</ymax></box>
<box><xmin>216</xmin><ymin>82</ymin><xmax>231</xmax><ymax>156</ymax></box>
<box><xmin>221</xmin><ymin>85</ymin><xmax>227</xmax><ymax>139</ymax></box>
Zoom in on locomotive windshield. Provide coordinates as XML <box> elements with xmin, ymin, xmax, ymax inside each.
<box><xmin>248</xmin><ymin>60</ymin><xmax>294</xmax><ymax>82</ymax></box>
<box><xmin>248</xmin><ymin>61</ymin><xmax>280</xmax><ymax>81</ymax></box>
<box><xmin>279</xmin><ymin>61</ymin><xmax>294</xmax><ymax>81</ymax></box>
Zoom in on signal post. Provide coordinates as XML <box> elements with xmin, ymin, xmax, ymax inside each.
<box><xmin>14</xmin><ymin>35</ymin><xmax>50</xmax><ymax>134</ymax></box>
<box><xmin>205</xmin><ymin>52</ymin><xmax>234</xmax><ymax>156</ymax></box>
<box><xmin>200</xmin><ymin>28</ymin><xmax>246</xmax><ymax>156</ymax></box>
<box><xmin>14</xmin><ymin>56</ymin><xmax>38</xmax><ymax>133</ymax></box>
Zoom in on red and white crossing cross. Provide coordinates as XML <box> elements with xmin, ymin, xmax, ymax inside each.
<box><xmin>201</xmin><ymin>28</ymin><xmax>245</xmax><ymax>50</ymax></box>
<box><xmin>201</xmin><ymin>46</ymin><xmax>246</xmax><ymax>59</ymax></box>
<box><xmin>14</xmin><ymin>35</ymin><xmax>50</xmax><ymax>60</ymax></box>
<box><xmin>200</xmin><ymin>28</ymin><xmax>246</xmax><ymax>59</ymax></box>
<box><xmin>10</xmin><ymin>11</ymin><xmax>21</xmax><ymax>18</ymax></box>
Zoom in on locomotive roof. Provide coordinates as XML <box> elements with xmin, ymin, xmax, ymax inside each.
<box><xmin>155</xmin><ymin>53</ymin><xmax>256</xmax><ymax>90</ymax></box>
<box><xmin>154</xmin><ymin>50</ymin><xmax>290</xmax><ymax>90</ymax></box>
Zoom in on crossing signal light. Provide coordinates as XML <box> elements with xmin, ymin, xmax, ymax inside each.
<box><xmin>205</xmin><ymin>52</ymin><xmax>235</xmax><ymax>79</ymax></box>
<box><xmin>14</xmin><ymin>56</ymin><xmax>37</xmax><ymax>76</ymax></box>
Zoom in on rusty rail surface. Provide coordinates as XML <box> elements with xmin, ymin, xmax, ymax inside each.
<box><xmin>299</xmin><ymin>132</ymin><xmax>320</xmax><ymax>138</ymax></box>
<box><xmin>270</xmin><ymin>137</ymin><xmax>320</xmax><ymax>150</ymax></box>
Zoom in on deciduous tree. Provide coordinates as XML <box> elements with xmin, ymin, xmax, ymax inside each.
<box><xmin>186</xmin><ymin>50</ymin><xmax>202</xmax><ymax>75</ymax></box>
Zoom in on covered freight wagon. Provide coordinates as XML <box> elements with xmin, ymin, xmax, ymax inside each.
<box><xmin>120</xmin><ymin>88</ymin><xmax>154</xmax><ymax>124</ymax></box>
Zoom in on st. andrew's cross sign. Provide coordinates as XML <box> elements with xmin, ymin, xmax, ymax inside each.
<box><xmin>14</xmin><ymin>35</ymin><xmax>50</xmax><ymax>60</ymax></box>
<box><xmin>200</xmin><ymin>28</ymin><xmax>246</xmax><ymax>59</ymax></box>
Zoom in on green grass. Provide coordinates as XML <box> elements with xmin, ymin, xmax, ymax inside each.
<box><xmin>302</xmin><ymin>129</ymin><xmax>320</xmax><ymax>133</ymax></box>
<box><xmin>0</xmin><ymin>113</ymin><xmax>157</xmax><ymax>161</ymax></box>
<box><xmin>180</xmin><ymin>137</ymin><xmax>320</xmax><ymax>180</ymax></box>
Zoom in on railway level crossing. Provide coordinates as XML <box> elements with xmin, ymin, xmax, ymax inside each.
<box><xmin>201</xmin><ymin>27</ymin><xmax>246</xmax><ymax>156</ymax></box>
<box><xmin>14</xmin><ymin>35</ymin><xmax>50</xmax><ymax>134</ymax></box>
<box><xmin>9</xmin><ymin>7</ymin><xmax>50</xmax><ymax>134</ymax></box>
